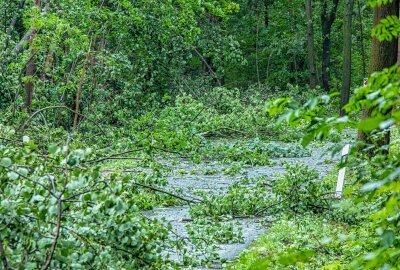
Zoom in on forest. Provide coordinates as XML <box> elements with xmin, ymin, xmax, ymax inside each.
<box><xmin>0</xmin><ymin>0</ymin><xmax>399</xmax><ymax>269</ymax></box>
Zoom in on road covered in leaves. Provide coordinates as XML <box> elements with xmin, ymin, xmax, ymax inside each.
<box><xmin>140</xmin><ymin>141</ymin><xmax>337</xmax><ymax>269</ymax></box>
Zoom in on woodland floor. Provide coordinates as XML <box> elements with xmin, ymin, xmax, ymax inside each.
<box><xmin>112</xmin><ymin>141</ymin><xmax>338</xmax><ymax>269</ymax></box>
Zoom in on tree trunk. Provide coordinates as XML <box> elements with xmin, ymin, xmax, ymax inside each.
<box><xmin>41</xmin><ymin>50</ymin><xmax>53</xmax><ymax>81</ymax></box>
<box><xmin>23</xmin><ymin>0</ymin><xmax>43</xmax><ymax>113</ymax></box>
<box><xmin>340</xmin><ymin>0</ymin><xmax>355</xmax><ymax>116</ymax></box>
<box><xmin>358</xmin><ymin>0</ymin><xmax>399</xmax><ymax>153</ymax></box>
<box><xmin>305</xmin><ymin>0</ymin><xmax>317</xmax><ymax>89</ymax></box>
<box><xmin>321</xmin><ymin>0</ymin><xmax>340</xmax><ymax>92</ymax></box>
<box><xmin>24</xmin><ymin>52</ymin><xmax>36</xmax><ymax>113</ymax></box>
<box><xmin>263</xmin><ymin>0</ymin><xmax>273</xmax><ymax>27</ymax></box>
<box><xmin>357</xmin><ymin>0</ymin><xmax>367</xmax><ymax>79</ymax></box>
<box><xmin>73</xmin><ymin>51</ymin><xmax>90</xmax><ymax>129</ymax></box>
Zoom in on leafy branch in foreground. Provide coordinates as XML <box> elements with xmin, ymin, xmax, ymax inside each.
<box><xmin>0</xmin><ymin>135</ymin><xmax>174</xmax><ymax>269</ymax></box>
<box><xmin>265</xmin><ymin>64</ymin><xmax>400</xmax><ymax>268</ymax></box>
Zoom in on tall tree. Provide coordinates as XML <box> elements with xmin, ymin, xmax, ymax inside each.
<box><xmin>340</xmin><ymin>0</ymin><xmax>355</xmax><ymax>116</ymax></box>
<box><xmin>263</xmin><ymin>0</ymin><xmax>273</xmax><ymax>27</ymax></box>
<box><xmin>305</xmin><ymin>0</ymin><xmax>317</xmax><ymax>89</ymax></box>
<box><xmin>320</xmin><ymin>0</ymin><xmax>340</xmax><ymax>92</ymax></box>
<box><xmin>356</xmin><ymin>0</ymin><xmax>367</xmax><ymax>80</ymax></box>
<box><xmin>24</xmin><ymin>0</ymin><xmax>42</xmax><ymax>113</ymax></box>
<box><xmin>358</xmin><ymin>0</ymin><xmax>399</xmax><ymax>152</ymax></box>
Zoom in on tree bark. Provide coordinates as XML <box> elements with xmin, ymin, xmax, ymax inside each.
<box><xmin>321</xmin><ymin>0</ymin><xmax>340</xmax><ymax>92</ymax></box>
<box><xmin>358</xmin><ymin>0</ymin><xmax>399</xmax><ymax>153</ymax></box>
<box><xmin>255</xmin><ymin>0</ymin><xmax>261</xmax><ymax>88</ymax></box>
<box><xmin>357</xmin><ymin>0</ymin><xmax>367</xmax><ymax>79</ymax></box>
<box><xmin>24</xmin><ymin>51</ymin><xmax>36</xmax><ymax>113</ymax></box>
<box><xmin>263</xmin><ymin>0</ymin><xmax>273</xmax><ymax>27</ymax></box>
<box><xmin>23</xmin><ymin>0</ymin><xmax>43</xmax><ymax>113</ymax></box>
<box><xmin>340</xmin><ymin>0</ymin><xmax>355</xmax><ymax>116</ymax></box>
<box><xmin>73</xmin><ymin>51</ymin><xmax>90</xmax><ymax>129</ymax></box>
<box><xmin>41</xmin><ymin>50</ymin><xmax>53</xmax><ymax>81</ymax></box>
<box><xmin>305</xmin><ymin>0</ymin><xmax>317</xmax><ymax>89</ymax></box>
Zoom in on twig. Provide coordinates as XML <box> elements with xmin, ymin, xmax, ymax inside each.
<box><xmin>41</xmin><ymin>198</ymin><xmax>62</xmax><ymax>270</ymax></box>
<box><xmin>310</xmin><ymin>233</ymin><xmax>330</xmax><ymax>254</ymax></box>
<box><xmin>84</xmin><ymin>148</ymin><xmax>144</xmax><ymax>164</ymax></box>
<box><xmin>254</xmin><ymin>199</ymin><xmax>287</xmax><ymax>217</ymax></box>
<box><xmin>0</xmin><ymin>239</ymin><xmax>9</xmax><ymax>270</ymax></box>
<box><xmin>132</xmin><ymin>182</ymin><xmax>202</xmax><ymax>204</ymax></box>
<box><xmin>0</xmin><ymin>137</ymin><xmax>23</xmax><ymax>145</ymax></box>
<box><xmin>187</xmin><ymin>107</ymin><xmax>205</xmax><ymax>123</ymax></box>
<box><xmin>63</xmin><ymin>181</ymin><xmax>107</xmax><ymax>201</ymax></box>
<box><xmin>193</xmin><ymin>48</ymin><xmax>218</xmax><ymax>79</ymax></box>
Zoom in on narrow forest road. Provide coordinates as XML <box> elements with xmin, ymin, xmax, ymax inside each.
<box><xmin>143</xmin><ymin>143</ymin><xmax>337</xmax><ymax>269</ymax></box>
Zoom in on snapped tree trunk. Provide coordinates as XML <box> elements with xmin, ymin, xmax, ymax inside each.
<box><xmin>358</xmin><ymin>0</ymin><xmax>399</xmax><ymax>153</ymax></box>
<box><xmin>305</xmin><ymin>0</ymin><xmax>317</xmax><ymax>89</ymax></box>
<box><xmin>340</xmin><ymin>0</ymin><xmax>355</xmax><ymax>116</ymax></box>
<box><xmin>321</xmin><ymin>0</ymin><xmax>340</xmax><ymax>92</ymax></box>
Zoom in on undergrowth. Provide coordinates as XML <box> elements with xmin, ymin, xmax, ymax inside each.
<box><xmin>0</xmin><ymin>89</ymin><xmax>346</xmax><ymax>269</ymax></box>
<box><xmin>226</xmin><ymin>215</ymin><xmax>374</xmax><ymax>270</ymax></box>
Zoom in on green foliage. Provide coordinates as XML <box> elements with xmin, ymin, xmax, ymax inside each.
<box><xmin>227</xmin><ymin>216</ymin><xmax>374</xmax><ymax>270</ymax></box>
<box><xmin>273</xmin><ymin>164</ymin><xmax>330</xmax><ymax>215</ymax></box>
<box><xmin>368</xmin><ymin>0</ymin><xmax>397</xmax><ymax>7</ymax></box>
<box><xmin>0</xmin><ymin>0</ymin><xmax>387</xmax><ymax>268</ymax></box>
<box><xmin>0</xmin><ymin>129</ymin><xmax>173</xmax><ymax>269</ymax></box>
<box><xmin>372</xmin><ymin>15</ymin><xmax>400</xmax><ymax>41</ymax></box>
<box><xmin>265</xmin><ymin>65</ymin><xmax>400</xmax><ymax>268</ymax></box>
<box><xmin>187</xmin><ymin>219</ymin><xmax>244</xmax><ymax>245</ymax></box>
<box><xmin>190</xmin><ymin>176</ymin><xmax>273</xmax><ymax>218</ymax></box>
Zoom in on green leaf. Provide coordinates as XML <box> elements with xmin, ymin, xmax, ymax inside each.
<box><xmin>48</xmin><ymin>144</ymin><xmax>58</xmax><ymax>154</ymax></box>
<box><xmin>0</xmin><ymin>157</ymin><xmax>12</xmax><ymax>167</ymax></box>
<box><xmin>32</xmin><ymin>195</ymin><xmax>45</xmax><ymax>202</ymax></box>
<box><xmin>7</xmin><ymin>172</ymin><xmax>19</xmax><ymax>180</ymax></box>
<box><xmin>17</xmin><ymin>167</ymin><xmax>29</xmax><ymax>177</ymax></box>
<box><xmin>359</xmin><ymin>116</ymin><xmax>385</xmax><ymax>132</ymax></box>
<box><xmin>381</xmin><ymin>230</ymin><xmax>395</xmax><ymax>248</ymax></box>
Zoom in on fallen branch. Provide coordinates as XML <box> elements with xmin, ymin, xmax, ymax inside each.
<box><xmin>0</xmin><ymin>4</ymin><xmax>49</xmax><ymax>73</ymax></box>
<box><xmin>132</xmin><ymin>182</ymin><xmax>203</xmax><ymax>204</ymax></box>
<box><xmin>5</xmin><ymin>0</ymin><xmax>26</xmax><ymax>37</ymax></box>
<box><xmin>84</xmin><ymin>148</ymin><xmax>145</xmax><ymax>164</ymax></box>
<box><xmin>0</xmin><ymin>137</ymin><xmax>23</xmax><ymax>145</ymax></box>
<box><xmin>18</xmin><ymin>105</ymin><xmax>105</xmax><ymax>135</ymax></box>
<box><xmin>198</xmin><ymin>127</ymin><xmax>248</xmax><ymax>138</ymax></box>
<box><xmin>254</xmin><ymin>199</ymin><xmax>287</xmax><ymax>217</ymax></box>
